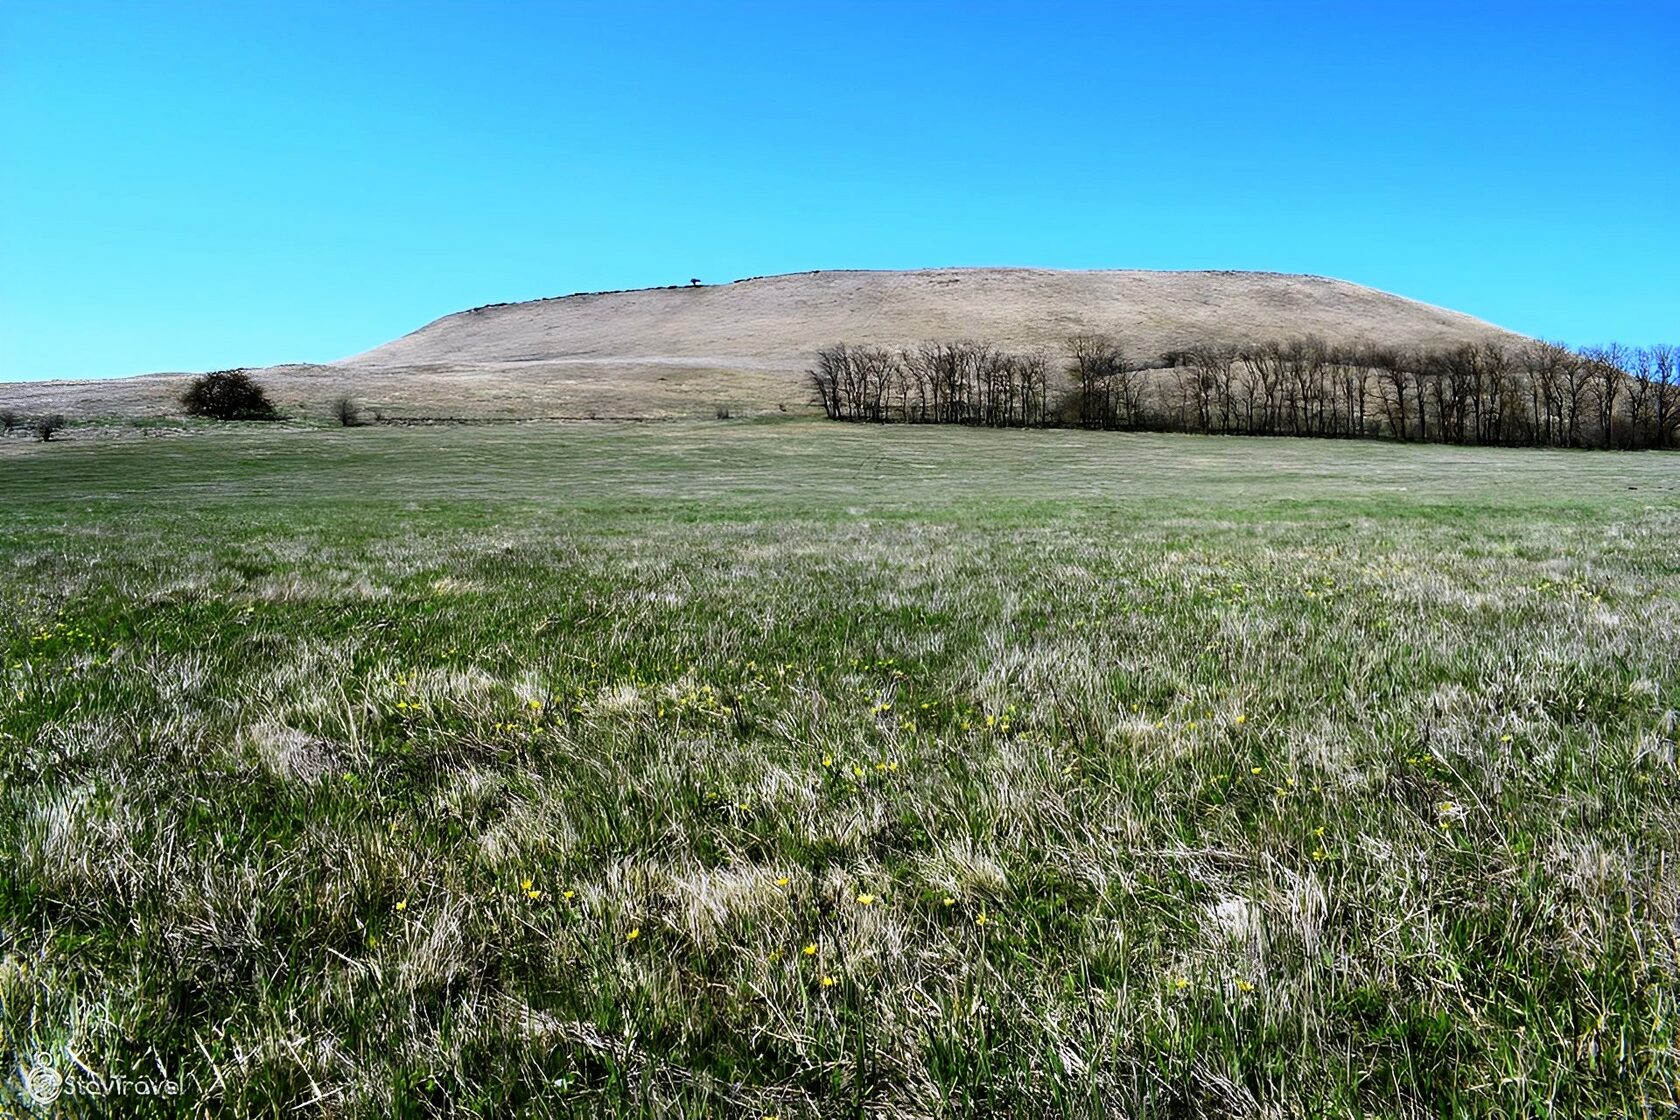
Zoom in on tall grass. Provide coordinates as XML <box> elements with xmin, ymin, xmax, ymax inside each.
<box><xmin>0</xmin><ymin>422</ymin><xmax>1675</xmax><ymax>1117</ymax></box>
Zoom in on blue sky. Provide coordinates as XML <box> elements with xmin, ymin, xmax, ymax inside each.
<box><xmin>2</xmin><ymin>1</ymin><xmax>1675</xmax><ymax>380</ymax></box>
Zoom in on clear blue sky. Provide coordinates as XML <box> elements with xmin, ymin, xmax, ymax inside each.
<box><xmin>2</xmin><ymin>1</ymin><xmax>1676</xmax><ymax>380</ymax></box>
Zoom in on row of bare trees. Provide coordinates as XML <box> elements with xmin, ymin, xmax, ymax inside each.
<box><xmin>1163</xmin><ymin>338</ymin><xmax>1679</xmax><ymax>448</ymax></box>
<box><xmin>810</xmin><ymin>336</ymin><xmax>1679</xmax><ymax>449</ymax></box>
<box><xmin>810</xmin><ymin>341</ymin><xmax>1053</xmax><ymax>427</ymax></box>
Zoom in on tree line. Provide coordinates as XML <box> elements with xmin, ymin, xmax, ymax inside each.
<box><xmin>810</xmin><ymin>336</ymin><xmax>1679</xmax><ymax>449</ymax></box>
<box><xmin>809</xmin><ymin>342</ymin><xmax>1054</xmax><ymax>427</ymax></box>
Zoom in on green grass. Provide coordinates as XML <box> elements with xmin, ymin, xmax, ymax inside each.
<box><xmin>1</xmin><ymin>420</ymin><xmax>1677</xmax><ymax>1117</ymax></box>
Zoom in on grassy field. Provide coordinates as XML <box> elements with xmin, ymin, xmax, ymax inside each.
<box><xmin>1</xmin><ymin>420</ymin><xmax>1677</xmax><ymax>1117</ymax></box>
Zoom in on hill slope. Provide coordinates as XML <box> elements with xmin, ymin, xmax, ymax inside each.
<box><xmin>6</xmin><ymin>269</ymin><xmax>1526</xmax><ymax>421</ymax></box>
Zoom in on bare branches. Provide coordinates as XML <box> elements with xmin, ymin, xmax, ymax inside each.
<box><xmin>812</xmin><ymin>341</ymin><xmax>1051</xmax><ymax>427</ymax></box>
<box><xmin>812</xmin><ymin>335</ymin><xmax>1680</xmax><ymax>450</ymax></box>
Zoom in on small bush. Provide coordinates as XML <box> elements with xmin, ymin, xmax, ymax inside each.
<box><xmin>0</xmin><ymin>409</ymin><xmax>17</xmax><ymax>434</ymax></box>
<box><xmin>181</xmin><ymin>370</ymin><xmax>280</xmax><ymax>421</ymax></box>
<box><xmin>34</xmin><ymin>414</ymin><xmax>65</xmax><ymax>442</ymax></box>
<box><xmin>332</xmin><ymin>396</ymin><xmax>363</xmax><ymax>427</ymax></box>
<box><xmin>715</xmin><ymin>405</ymin><xmax>732</xmax><ymax>420</ymax></box>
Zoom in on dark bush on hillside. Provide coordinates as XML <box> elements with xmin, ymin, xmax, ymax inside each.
<box><xmin>34</xmin><ymin>414</ymin><xmax>65</xmax><ymax>442</ymax></box>
<box><xmin>0</xmin><ymin>409</ymin><xmax>17</xmax><ymax>434</ymax></box>
<box><xmin>332</xmin><ymin>395</ymin><xmax>363</xmax><ymax>427</ymax></box>
<box><xmin>181</xmin><ymin>370</ymin><xmax>281</xmax><ymax>421</ymax></box>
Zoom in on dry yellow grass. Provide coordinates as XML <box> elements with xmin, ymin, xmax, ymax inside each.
<box><xmin>2</xmin><ymin>269</ymin><xmax>1524</xmax><ymax>422</ymax></box>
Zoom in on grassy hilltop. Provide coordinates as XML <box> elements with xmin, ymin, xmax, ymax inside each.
<box><xmin>0</xmin><ymin>268</ymin><xmax>1521</xmax><ymax>422</ymax></box>
<box><xmin>1</xmin><ymin>421</ymin><xmax>1677</xmax><ymax>1116</ymax></box>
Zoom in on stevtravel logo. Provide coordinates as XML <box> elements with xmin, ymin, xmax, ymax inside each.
<box><xmin>22</xmin><ymin>1061</ymin><xmax>62</xmax><ymax>1105</ymax></box>
<box><xmin>16</xmin><ymin>1060</ymin><xmax>188</xmax><ymax>1106</ymax></box>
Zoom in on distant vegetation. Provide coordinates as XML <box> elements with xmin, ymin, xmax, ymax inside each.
<box><xmin>181</xmin><ymin>369</ymin><xmax>281</xmax><ymax>421</ymax></box>
<box><xmin>813</xmin><ymin>336</ymin><xmax>1680</xmax><ymax>449</ymax></box>
<box><xmin>332</xmin><ymin>395</ymin><xmax>364</xmax><ymax>428</ymax></box>
<box><xmin>811</xmin><ymin>341</ymin><xmax>1053</xmax><ymax>427</ymax></box>
<box><xmin>0</xmin><ymin>411</ymin><xmax>67</xmax><ymax>442</ymax></box>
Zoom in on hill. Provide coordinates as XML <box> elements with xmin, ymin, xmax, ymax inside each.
<box><xmin>3</xmin><ymin>269</ymin><xmax>1526</xmax><ymax>421</ymax></box>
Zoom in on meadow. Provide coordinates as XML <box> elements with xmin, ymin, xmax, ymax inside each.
<box><xmin>1</xmin><ymin>420</ymin><xmax>1677</xmax><ymax>1117</ymax></box>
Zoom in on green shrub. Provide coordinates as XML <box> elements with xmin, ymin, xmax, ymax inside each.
<box><xmin>181</xmin><ymin>370</ymin><xmax>280</xmax><ymax>421</ymax></box>
<box><xmin>332</xmin><ymin>395</ymin><xmax>364</xmax><ymax>427</ymax></box>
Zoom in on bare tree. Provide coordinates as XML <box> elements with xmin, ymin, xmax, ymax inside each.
<box><xmin>1278</xmin><ymin>337</ymin><xmax>1329</xmax><ymax>436</ymax></box>
<box><xmin>1171</xmin><ymin>361</ymin><xmax>1208</xmax><ymax>434</ymax></box>
<box><xmin>1650</xmin><ymin>343</ymin><xmax>1677</xmax><ymax>450</ymax></box>
<box><xmin>1237</xmin><ymin>343</ymin><xmax>1288</xmax><ymax>435</ymax></box>
<box><xmin>1626</xmin><ymin>348</ymin><xmax>1656</xmax><ymax>448</ymax></box>
<box><xmin>1369</xmin><ymin>346</ymin><xmax>1414</xmax><ymax>440</ymax></box>
<box><xmin>1524</xmin><ymin>342</ymin><xmax>1592</xmax><ymax>447</ymax></box>
<box><xmin>1473</xmin><ymin>343</ymin><xmax>1515</xmax><ymax>444</ymax></box>
<box><xmin>1582</xmin><ymin>344</ymin><xmax>1628</xmax><ymax>448</ymax></box>
<box><xmin>1110</xmin><ymin>357</ymin><xmax>1149</xmax><ymax>430</ymax></box>
<box><xmin>1016</xmin><ymin>351</ymin><xmax>1051</xmax><ymax>427</ymax></box>
<box><xmin>1065</xmin><ymin>333</ymin><xmax>1124</xmax><ymax>429</ymax></box>
<box><xmin>1518</xmin><ymin>341</ymin><xmax>1577</xmax><ymax>446</ymax></box>
<box><xmin>852</xmin><ymin>346</ymin><xmax>900</xmax><ymax>422</ymax></box>
<box><xmin>898</xmin><ymin>346</ymin><xmax>932</xmax><ymax>423</ymax></box>
<box><xmin>906</xmin><ymin>342</ymin><xmax>976</xmax><ymax>424</ymax></box>
<box><xmin>1335</xmin><ymin>344</ymin><xmax>1381</xmax><ymax>438</ymax></box>
<box><xmin>809</xmin><ymin>345</ymin><xmax>851</xmax><ymax>420</ymax></box>
<box><xmin>1424</xmin><ymin>345</ymin><xmax>1481</xmax><ymax>444</ymax></box>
